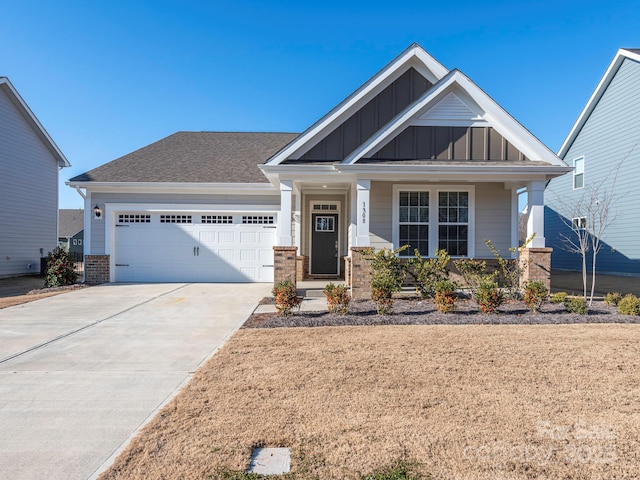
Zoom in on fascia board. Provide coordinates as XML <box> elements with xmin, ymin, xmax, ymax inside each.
<box><xmin>336</xmin><ymin>164</ymin><xmax>573</xmax><ymax>177</ymax></box>
<box><xmin>264</xmin><ymin>45</ymin><xmax>449</xmax><ymax>166</ymax></box>
<box><xmin>65</xmin><ymin>181</ymin><xmax>279</xmax><ymax>195</ymax></box>
<box><xmin>558</xmin><ymin>49</ymin><xmax>636</xmax><ymax>158</ymax></box>
<box><xmin>0</xmin><ymin>78</ymin><xmax>71</xmax><ymax>168</ymax></box>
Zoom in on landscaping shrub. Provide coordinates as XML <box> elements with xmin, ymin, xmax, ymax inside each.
<box><xmin>434</xmin><ymin>280</ymin><xmax>458</xmax><ymax>313</ymax></box>
<box><xmin>44</xmin><ymin>246</ymin><xmax>78</xmax><ymax>288</ymax></box>
<box><xmin>550</xmin><ymin>291</ymin><xmax>568</xmax><ymax>304</ymax></box>
<box><xmin>476</xmin><ymin>280</ymin><xmax>504</xmax><ymax>314</ymax></box>
<box><xmin>453</xmin><ymin>258</ymin><xmax>495</xmax><ymax>291</ymax></box>
<box><xmin>564</xmin><ymin>296</ymin><xmax>588</xmax><ymax>315</ymax></box>
<box><xmin>323</xmin><ymin>282</ymin><xmax>350</xmax><ymax>314</ymax></box>
<box><xmin>617</xmin><ymin>294</ymin><xmax>640</xmax><ymax>316</ymax></box>
<box><xmin>366</xmin><ymin>246</ymin><xmax>408</xmax><ymax>315</ymax></box>
<box><xmin>408</xmin><ymin>248</ymin><xmax>450</xmax><ymax>298</ymax></box>
<box><xmin>272</xmin><ymin>278</ymin><xmax>301</xmax><ymax>316</ymax></box>
<box><xmin>523</xmin><ymin>280</ymin><xmax>548</xmax><ymax>313</ymax></box>
<box><xmin>604</xmin><ymin>292</ymin><xmax>623</xmax><ymax>306</ymax></box>
<box><xmin>485</xmin><ymin>236</ymin><xmax>533</xmax><ymax>299</ymax></box>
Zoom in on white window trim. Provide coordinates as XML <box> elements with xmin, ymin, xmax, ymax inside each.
<box><xmin>392</xmin><ymin>184</ymin><xmax>475</xmax><ymax>258</ymax></box>
<box><xmin>573</xmin><ymin>156</ymin><xmax>585</xmax><ymax>190</ymax></box>
<box><xmin>572</xmin><ymin>216</ymin><xmax>587</xmax><ymax>230</ymax></box>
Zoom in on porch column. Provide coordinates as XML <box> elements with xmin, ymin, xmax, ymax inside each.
<box><xmin>278</xmin><ymin>180</ymin><xmax>293</xmax><ymax>246</ymax></box>
<box><xmin>356</xmin><ymin>179</ymin><xmax>370</xmax><ymax>247</ymax></box>
<box><xmin>511</xmin><ymin>187</ymin><xmax>519</xmax><ymax>257</ymax></box>
<box><xmin>526</xmin><ymin>180</ymin><xmax>546</xmax><ymax>248</ymax></box>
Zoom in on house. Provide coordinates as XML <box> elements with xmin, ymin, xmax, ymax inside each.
<box><xmin>58</xmin><ymin>209</ymin><xmax>84</xmax><ymax>260</ymax></box>
<box><xmin>546</xmin><ymin>48</ymin><xmax>640</xmax><ymax>277</ymax></box>
<box><xmin>0</xmin><ymin>77</ymin><xmax>70</xmax><ymax>278</ymax></box>
<box><xmin>67</xmin><ymin>44</ymin><xmax>570</xmax><ymax>293</ymax></box>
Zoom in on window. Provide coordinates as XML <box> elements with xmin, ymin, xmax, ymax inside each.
<box><xmin>312</xmin><ymin>204</ymin><xmax>338</xmax><ymax>211</ymax></box>
<box><xmin>394</xmin><ymin>186</ymin><xmax>474</xmax><ymax>258</ymax></box>
<box><xmin>572</xmin><ymin>217</ymin><xmax>586</xmax><ymax>230</ymax></box>
<box><xmin>72</xmin><ymin>239</ymin><xmax>77</xmax><ymax>246</ymax></box>
<box><xmin>438</xmin><ymin>192</ymin><xmax>469</xmax><ymax>256</ymax></box>
<box><xmin>78</xmin><ymin>239</ymin><xmax>83</xmax><ymax>246</ymax></box>
<box><xmin>242</xmin><ymin>215</ymin><xmax>275</xmax><ymax>224</ymax></box>
<box><xmin>202</xmin><ymin>215</ymin><xmax>233</xmax><ymax>224</ymax></box>
<box><xmin>160</xmin><ymin>215</ymin><xmax>192</xmax><ymax>224</ymax></box>
<box><xmin>573</xmin><ymin>157</ymin><xmax>584</xmax><ymax>189</ymax></box>
<box><xmin>118</xmin><ymin>214</ymin><xmax>151</xmax><ymax>223</ymax></box>
<box><xmin>398</xmin><ymin>191</ymin><xmax>429</xmax><ymax>256</ymax></box>
<box><xmin>315</xmin><ymin>216</ymin><xmax>335</xmax><ymax>232</ymax></box>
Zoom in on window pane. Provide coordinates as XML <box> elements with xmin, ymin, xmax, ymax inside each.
<box><xmin>419</xmin><ymin>208</ymin><xmax>429</xmax><ymax>222</ymax></box>
<box><xmin>439</xmin><ymin>192</ymin><xmax>448</xmax><ymax>206</ymax></box>
<box><xmin>410</xmin><ymin>192</ymin><xmax>419</xmax><ymax>206</ymax></box>
<box><xmin>574</xmin><ymin>173</ymin><xmax>584</xmax><ymax>189</ymax></box>
<box><xmin>399</xmin><ymin>207</ymin><xmax>408</xmax><ymax>222</ymax></box>
<box><xmin>409</xmin><ymin>207</ymin><xmax>418</xmax><ymax>222</ymax></box>
<box><xmin>459</xmin><ymin>208</ymin><xmax>468</xmax><ymax>223</ymax></box>
<box><xmin>420</xmin><ymin>192</ymin><xmax>429</xmax><ymax>206</ymax></box>
<box><xmin>459</xmin><ymin>192</ymin><xmax>469</xmax><ymax>207</ymax></box>
<box><xmin>400</xmin><ymin>192</ymin><xmax>409</xmax><ymax>206</ymax></box>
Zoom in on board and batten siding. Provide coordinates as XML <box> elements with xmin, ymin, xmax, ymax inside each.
<box><xmin>0</xmin><ymin>88</ymin><xmax>59</xmax><ymax>277</ymax></box>
<box><xmin>369</xmin><ymin>181</ymin><xmax>512</xmax><ymax>257</ymax></box>
<box><xmin>546</xmin><ymin>57</ymin><xmax>640</xmax><ymax>275</ymax></box>
<box><xmin>89</xmin><ymin>193</ymin><xmax>280</xmax><ymax>255</ymax></box>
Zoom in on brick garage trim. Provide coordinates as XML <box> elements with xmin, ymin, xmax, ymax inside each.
<box><xmin>85</xmin><ymin>255</ymin><xmax>110</xmax><ymax>285</ymax></box>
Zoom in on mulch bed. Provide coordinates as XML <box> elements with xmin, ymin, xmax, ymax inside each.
<box><xmin>244</xmin><ymin>297</ymin><xmax>639</xmax><ymax>328</ymax></box>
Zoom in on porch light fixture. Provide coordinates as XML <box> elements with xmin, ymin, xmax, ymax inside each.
<box><xmin>322</xmin><ymin>185</ymin><xmax>328</xmax><ymax>188</ymax></box>
<box><xmin>94</xmin><ymin>205</ymin><xmax>102</xmax><ymax>219</ymax></box>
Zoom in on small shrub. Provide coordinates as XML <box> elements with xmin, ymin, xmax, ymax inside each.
<box><xmin>453</xmin><ymin>258</ymin><xmax>495</xmax><ymax>291</ymax></box>
<box><xmin>523</xmin><ymin>280</ymin><xmax>548</xmax><ymax>313</ymax></box>
<box><xmin>617</xmin><ymin>294</ymin><xmax>640</xmax><ymax>316</ymax></box>
<box><xmin>550</xmin><ymin>291</ymin><xmax>568</xmax><ymax>304</ymax></box>
<box><xmin>604</xmin><ymin>292</ymin><xmax>623</xmax><ymax>306</ymax></box>
<box><xmin>44</xmin><ymin>246</ymin><xmax>78</xmax><ymax>287</ymax></box>
<box><xmin>485</xmin><ymin>236</ymin><xmax>534</xmax><ymax>300</ymax></box>
<box><xmin>434</xmin><ymin>280</ymin><xmax>458</xmax><ymax>313</ymax></box>
<box><xmin>476</xmin><ymin>280</ymin><xmax>504</xmax><ymax>314</ymax></box>
<box><xmin>564</xmin><ymin>296</ymin><xmax>588</xmax><ymax>315</ymax></box>
<box><xmin>272</xmin><ymin>278</ymin><xmax>301</xmax><ymax>316</ymax></box>
<box><xmin>408</xmin><ymin>248</ymin><xmax>450</xmax><ymax>298</ymax></box>
<box><xmin>323</xmin><ymin>282</ymin><xmax>350</xmax><ymax>314</ymax></box>
<box><xmin>365</xmin><ymin>246</ymin><xmax>408</xmax><ymax>314</ymax></box>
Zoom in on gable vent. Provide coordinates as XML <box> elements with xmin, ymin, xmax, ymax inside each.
<box><xmin>419</xmin><ymin>92</ymin><xmax>483</xmax><ymax>122</ymax></box>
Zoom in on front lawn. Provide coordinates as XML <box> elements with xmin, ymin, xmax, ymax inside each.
<box><xmin>100</xmin><ymin>321</ymin><xmax>640</xmax><ymax>479</ymax></box>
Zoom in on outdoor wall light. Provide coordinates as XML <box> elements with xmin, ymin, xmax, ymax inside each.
<box><xmin>94</xmin><ymin>205</ymin><xmax>102</xmax><ymax>219</ymax></box>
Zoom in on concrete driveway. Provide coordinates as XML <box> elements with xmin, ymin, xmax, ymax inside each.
<box><xmin>0</xmin><ymin>282</ymin><xmax>270</xmax><ymax>480</ymax></box>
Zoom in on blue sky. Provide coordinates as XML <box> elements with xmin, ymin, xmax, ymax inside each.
<box><xmin>1</xmin><ymin>0</ymin><xmax>639</xmax><ymax>209</ymax></box>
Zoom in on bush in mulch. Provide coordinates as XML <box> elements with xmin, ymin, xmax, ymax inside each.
<box><xmin>244</xmin><ymin>297</ymin><xmax>640</xmax><ymax>329</ymax></box>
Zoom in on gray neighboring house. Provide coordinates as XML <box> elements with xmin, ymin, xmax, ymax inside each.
<box><xmin>546</xmin><ymin>48</ymin><xmax>640</xmax><ymax>276</ymax></box>
<box><xmin>58</xmin><ymin>209</ymin><xmax>84</xmax><ymax>259</ymax></box>
<box><xmin>0</xmin><ymin>77</ymin><xmax>70</xmax><ymax>278</ymax></box>
<box><xmin>68</xmin><ymin>44</ymin><xmax>570</xmax><ymax>291</ymax></box>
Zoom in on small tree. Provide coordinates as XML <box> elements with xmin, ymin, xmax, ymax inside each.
<box><xmin>485</xmin><ymin>235</ymin><xmax>534</xmax><ymax>300</ymax></box>
<box><xmin>365</xmin><ymin>245</ymin><xmax>408</xmax><ymax>314</ymax></box>
<box><xmin>45</xmin><ymin>247</ymin><xmax>78</xmax><ymax>287</ymax></box>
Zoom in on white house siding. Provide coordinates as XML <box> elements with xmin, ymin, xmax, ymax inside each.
<box><xmin>89</xmin><ymin>193</ymin><xmax>280</xmax><ymax>255</ymax></box>
<box><xmin>0</xmin><ymin>89</ymin><xmax>59</xmax><ymax>276</ymax></box>
<box><xmin>546</xmin><ymin>57</ymin><xmax>640</xmax><ymax>275</ymax></box>
<box><xmin>369</xmin><ymin>181</ymin><xmax>512</xmax><ymax>257</ymax></box>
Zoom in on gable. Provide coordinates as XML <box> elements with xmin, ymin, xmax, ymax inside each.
<box><xmin>297</xmin><ymin>68</ymin><xmax>433</xmax><ymax>162</ymax></box>
<box><xmin>417</xmin><ymin>92</ymin><xmax>483</xmax><ymax>124</ymax></box>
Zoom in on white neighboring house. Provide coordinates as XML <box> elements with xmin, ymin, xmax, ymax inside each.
<box><xmin>67</xmin><ymin>44</ymin><xmax>570</xmax><ymax>290</ymax></box>
<box><xmin>0</xmin><ymin>77</ymin><xmax>70</xmax><ymax>277</ymax></box>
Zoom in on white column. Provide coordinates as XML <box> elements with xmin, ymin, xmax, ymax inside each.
<box><xmin>526</xmin><ymin>180</ymin><xmax>546</xmax><ymax>248</ymax></box>
<box><xmin>83</xmin><ymin>192</ymin><xmax>92</xmax><ymax>284</ymax></box>
<box><xmin>278</xmin><ymin>180</ymin><xmax>293</xmax><ymax>246</ymax></box>
<box><xmin>511</xmin><ymin>187</ymin><xmax>519</xmax><ymax>256</ymax></box>
<box><xmin>356</xmin><ymin>179</ymin><xmax>370</xmax><ymax>247</ymax></box>
<box><xmin>293</xmin><ymin>189</ymin><xmax>301</xmax><ymax>251</ymax></box>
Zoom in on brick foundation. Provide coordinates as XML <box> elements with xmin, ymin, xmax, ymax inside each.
<box><xmin>343</xmin><ymin>256</ymin><xmax>351</xmax><ymax>286</ymax></box>
<box><xmin>520</xmin><ymin>247</ymin><xmax>552</xmax><ymax>290</ymax></box>
<box><xmin>296</xmin><ymin>255</ymin><xmax>310</xmax><ymax>282</ymax></box>
<box><xmin>350</xmin><ymin>247</ymin><xmax>374</xmax><ymax>299</ymax></box>
<box><xmin>273</xmin><ymin>246</ymin><xmax>298</xmax><ymax>287</ymax></box>
<box><xmin>85</xmin><ymin>255</ymin><xmax>110</xmax><ymax>285</ymax></box>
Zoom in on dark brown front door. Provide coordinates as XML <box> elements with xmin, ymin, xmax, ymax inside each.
<box><xmin>311</xmin><ymin>213</ymin><xmax>338</xmax><ymax>275</ymax></box>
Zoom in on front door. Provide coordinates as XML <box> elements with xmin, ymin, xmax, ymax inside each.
<box><xmin>311</xmin><ymin>213</ymin><xmax>338</xmax><ymax>275</ymax></box>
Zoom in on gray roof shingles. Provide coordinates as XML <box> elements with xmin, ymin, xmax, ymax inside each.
<box><xmin>69</xmin><ymin>132</ymin><xmax>299</xmax><ymax>184</ymax></box>
<box><xmin>58</xmin><ymin>209</ymin><xmax>84</xmax><ymax>237</ymax></box>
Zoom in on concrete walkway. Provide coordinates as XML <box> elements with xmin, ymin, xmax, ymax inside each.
<box><xmin>0</xmin><ymin>282</ymin><xmax>270</xmax><ymax>480</ymax></box>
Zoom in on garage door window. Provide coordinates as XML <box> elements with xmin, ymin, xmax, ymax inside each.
<box><xmin>160</xmin><ymin>215</ymin><xmax>192</xmax><ymax>224</ymax></box>
<box><xmin>118</xmin><ymin>214</ymin><xmax>151</xmax><ymax>223</ymax></box>
<box><xmin>242</xmin><ymin>215</ymin><xmax>275</xmax><ymax>224</ymax></box>
<box><xmin>202</xmin><ymin>215</ymin><xmax>233</xmax><ymax>224</ymax></box>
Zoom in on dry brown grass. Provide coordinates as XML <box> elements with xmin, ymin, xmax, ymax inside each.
<box><xmin>0</xmin><ymin>291</ymin><xmax>72</xmax><ymax>309</ymax></box>
<box><xmin>101</xmin><ymin>324</ymin><xmax>640</xmax><ymax>479</ymax></box>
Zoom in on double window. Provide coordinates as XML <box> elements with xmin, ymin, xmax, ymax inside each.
<box><xmin>395</xmin><ymin>186</ymin><xmax>473</xmax><ymax>257</ymax></box>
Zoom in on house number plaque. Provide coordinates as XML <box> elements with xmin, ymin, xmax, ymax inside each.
<box><xmin>362</xmin><ymin>201</ymin><xmax>367</xmax><ymax>224</ymax></box>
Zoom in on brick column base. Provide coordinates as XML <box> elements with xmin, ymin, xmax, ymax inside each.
<box><xmin>273</xmin><ymin>246</ymin><xmax>298</xmax><ymax>287</ymax></box>
<box><xmin>520</xmin><ymin>247</ymin><xmax>552</xmax><ymax>290</ymax></box>
<box><xmin>343</xmin><ymin>256</ymin><xmax>352</xmax><ymax>286</ymax></box>
<box><xmin>350</xmin><ymin>247</ymin><xmax>374</xmax><ymax>299</ymax></box>
<box><xmin>85</xmin><ymin>255</ymin><xmax>110</xmax><ymax>285</ymax></box>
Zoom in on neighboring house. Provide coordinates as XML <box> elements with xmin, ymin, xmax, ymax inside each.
<box><xmin>0</xmin><ymin>77</ymin><xmax>70</xmax><ymax>278</ymax></box>
<box><xmin>546</xmin><ymin>48</ymin><xmax>640</xmax><ymax>276</ymax></box>
<box><xmin>67</xmin><ymin>44</ymin><xmax>570</xmax><ymax>291</ymax></box>
<box><xmin>58</xmin><ymin>209</ymin><xmax>84</xmax><ymax>259</ymax></box>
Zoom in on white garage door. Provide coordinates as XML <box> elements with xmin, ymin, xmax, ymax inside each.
<box><xmin>113</xmin><ymin>212</ymin><xmax>277</xmax><ymax>282</ymax></box>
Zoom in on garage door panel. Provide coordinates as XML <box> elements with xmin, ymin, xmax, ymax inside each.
<box><xmin>114</xmin><ymin>212</ymin><xmax>276</xmax><ymax>282</ymax></box>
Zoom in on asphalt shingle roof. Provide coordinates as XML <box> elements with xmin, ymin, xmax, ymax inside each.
<box><xmin>58</xmin><ymin>209</ymin><xmax>84</xmax><ymax>237</ymax></box>
<box><xmin>69</xmin><ymin>132</ymin><xmax>299</xmax><ymax>183</ymax></box>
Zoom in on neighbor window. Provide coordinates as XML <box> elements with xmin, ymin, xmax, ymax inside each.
<box><xmin>398</xmin><ymin>191</ymin><xmax>429</xmax><ymax>256</ymax></box>
<box><xmin>573</xmin><ymin>157</ymin><xmax>584</xmax><ymax>189</ymax></box>
<box><xmin>572</xmin><ymin>217</ymin><xmax>586</xmax><ymax>230</ymax></box>
<box><xmin>438</xmin><ymin>192</ymin><xmax>469</xmax><ymax>256</ymax></box>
